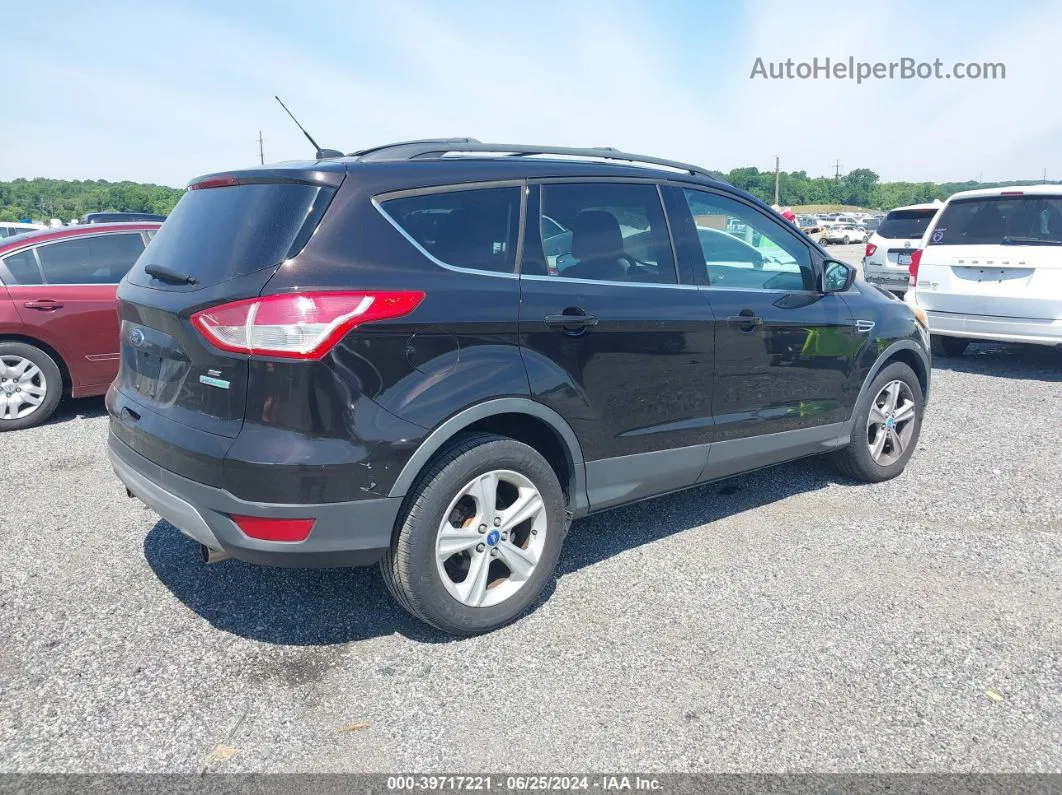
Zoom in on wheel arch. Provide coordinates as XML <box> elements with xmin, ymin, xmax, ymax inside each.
<box><xmin>849</xmin><ymin>339</ymin><xmax>931</xmax><ymax>422</ymax></box>
<box><xmin>0</xmin><ymin>333</ymin><xmax>72</xmax><ymax>395</ymax></box>
<box><xmin>388</xmin><ymin>398</ymin><xmax>588</xmax><ymax>516</ymax></box>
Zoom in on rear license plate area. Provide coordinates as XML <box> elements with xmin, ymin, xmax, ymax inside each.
<box><xmin>134</xmin><ymin>350</ymin><xmax>163</xmax><ymax>396</ymax></box>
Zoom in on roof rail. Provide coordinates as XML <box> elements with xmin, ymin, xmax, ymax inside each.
<box><xmin>349</xmin><ymin>138</ymin><xmax>482</xmax><ymax>159</ymax></box>
<box><xmin>351</xmin><ymin>140</ymin><xmax>715</xmax><ymax>178</ymax></box>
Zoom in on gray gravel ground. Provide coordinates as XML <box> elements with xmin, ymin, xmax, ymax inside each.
<box><xmin>2</xmin><ymin>339</ymin><xmax>1061</xmax><ymax>774</ymax></box>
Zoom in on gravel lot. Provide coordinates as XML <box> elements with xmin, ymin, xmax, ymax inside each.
<box><xmin>2</xmin><ymin>335</ymin><xmax>1061</xmax><ymax>773</ymax></box>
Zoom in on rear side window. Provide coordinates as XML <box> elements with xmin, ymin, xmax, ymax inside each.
<box><xmin>129</xmin><ymin>183</ymin><xmax>335</xmax><ymax>287</ymax></box>
<box><xmin>928</xmin><ymin>195</ymin><xmax>1062</xmax><ymax>246</ymax></box>
<box><xmin>0</xmin><ymin>249</ymin><xmax>43</xmax><ymax>284</ymax></box>
<box><xmin>37</xmin><ymin>233</ymin><xmax>145</xmax><ymax>284</ymax></box>
<box><xmin>876</xmin><ymin>209</ymin><xmax>937</xmax><ymax>240</ymax></box>
<box><xmin>379</xmin><ymin>186</ymin><xmax>522</xmax><ymax>274</ymax></box>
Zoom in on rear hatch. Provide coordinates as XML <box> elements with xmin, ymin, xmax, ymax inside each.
<box><xmin>115</xmin><ymin>167</ymin><xmax>342</xmax><ymax>442</ymax></box>
<box><xmin>871</xmin><ymin>209</ymin><xmax>937</xmax><ymax>268</ymax></box>
<box><xmin>917</xmin><ymin>193</ymin><xmax>1062</xmax><ymax>319</ymax></box>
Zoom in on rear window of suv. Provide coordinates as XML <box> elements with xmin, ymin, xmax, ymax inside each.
<box><xmin>875</xmin><ymin>209</ymin><xmax>937</xmax><ymax>240</ymax></box>
<box><xmin>128</xmin><ymin>182</ymin><xmax>335</xmax><ymax>287</ymax></box>
<box><xmin>928</xmin><ymin>195</ymin><xmax>1062</xmax><ymax>246</ymax></box>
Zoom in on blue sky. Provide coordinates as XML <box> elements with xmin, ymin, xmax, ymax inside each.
<box><xmin>3</xmin><ymin>0</ymin><xmax>1059</xmax><ymax>187</ymax></box>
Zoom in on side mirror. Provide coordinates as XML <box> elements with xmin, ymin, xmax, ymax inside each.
<box><xmin>822</xmin><ymin>259</ymin><xmax>856</xmax><ymax>293</ymax></box>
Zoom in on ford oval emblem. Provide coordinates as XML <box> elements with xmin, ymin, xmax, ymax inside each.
<box><xmin>128</xmin><ymin>328</ymin><xmax>145</xmax><ymax>347</ymax></box>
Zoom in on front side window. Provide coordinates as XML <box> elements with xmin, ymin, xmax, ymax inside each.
<box><xmin>380</xmin><ymin>186</ymin><xmax>521</xmax><ymax>273</ymax></box>
<box><xmin>928</xmin><ymin>195</ymin><xmax>1062</xmax><ymax>246</ymax></box>
<box><xmin>37</xmin><ymin>233</ymin><xmax>145</xmax><ymax>284</ymax></box>
<box><xmin>682</xmin><ymin>189</ymin><xmax>814</xmax><ymax>291</ymax></box>
<box><xmin>537</xmin><ymin>182</ymin><xmax>676</xmax><ymax>284</ymax></box>
<box><xmin>0</xmin><ymin>249</ymin><xmax>43</xmax><ymax>284</ymax></box>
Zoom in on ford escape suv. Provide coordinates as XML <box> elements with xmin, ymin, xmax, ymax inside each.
<box><xmin>108</xmin><ymin>141</ymin><xmax>931</xmax><ymax>636</ymax></box>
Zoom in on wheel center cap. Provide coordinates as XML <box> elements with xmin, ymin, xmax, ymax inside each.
<box><xmin>2</xmin><ymin>383</ymin><xmax>14</xmax><ymax>395</ymax></box>
<box><xmin>486</xmin><ymin>530</ymin><xmax>501</xmax><ymax>546</ymax></box>
<box><xmin>885</xmin><ymin>416</ymin><xmax>896</xmax><ymax>429</ymax></box>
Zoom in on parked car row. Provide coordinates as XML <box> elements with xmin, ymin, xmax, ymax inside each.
<box><xmin>818</xmin><ymin>223</ymin><xmax>869</xmax><ymax>246</ymax></box>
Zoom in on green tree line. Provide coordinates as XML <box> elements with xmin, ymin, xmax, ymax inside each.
<box><xmin>710</xmin><ymin>167</ymin><xmax>1062</xmax><ymax>210</ymax></box>
<box><xmin>3</xmin><ymin>170</ymin><xmax>1061</xmax><ymax>222</ymax></box>
<box><xmin>0</xmin><ymin>178</ymin><xmax>184</xmax><ymax>222</ymax></box>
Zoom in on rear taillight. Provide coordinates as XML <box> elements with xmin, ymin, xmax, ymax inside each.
<box><xmin>231</xmin><ymin>515</ymin><xmax>314</xmax><ymax>542</ymax></box>
<box><xmin>190</xmin><ymin>290</ymin><xmax>424</xmax><ymax>359</ymax></box>
<box><xmin>865</xmin><ymin>243</ymin><xmax>877</xmax><ymax>257</ymax></box>
<box><xmin>908</xmin><ymin>249</ymin><xmax>923</xmax><ymax>286</ymax></box>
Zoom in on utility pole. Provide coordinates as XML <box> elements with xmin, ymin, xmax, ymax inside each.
<box><xmin>773</xmin><ymin>155</ymin><xmax>780</xmax><ymax>205</ymax></box>
<box><xmin>258</xmin><ymin>131</ymin><xmax>265</xmax><ymax>165</ymax></box>
<box><xmin>834</xmin><ymin>159</ymin><xmax>841</xmax><ymax>180</ymax></box>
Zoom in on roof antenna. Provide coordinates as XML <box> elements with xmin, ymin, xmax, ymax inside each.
<box><xmin>274</xmin><ymin>96</ymin><xmax>343</xmax><ymax>159</ymax></box>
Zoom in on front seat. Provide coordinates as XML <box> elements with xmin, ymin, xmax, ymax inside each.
<box><xmin>564</xmin><ymin>210</ymin><xmax>630</xmax><ymax>282</ymax></box>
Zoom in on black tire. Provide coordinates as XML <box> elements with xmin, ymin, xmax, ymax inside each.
<box><xmin>0</xmin><ymin>342</ymin><xmax>63</xmax><ymax>432</ymax></box>
<box><xmin>381</xmin><ymin>432</ymin><xmax>567</xmax><ymax>636</ymax></box>
<box><xmin>819</xmin><ymin>237</ymin><xmax>829</xmax><ymax>246</ymax></box>
<box><xmin>931</xmin><ymin>335</ymin><xmax>970</xmax><ymax>357</ymax></box>
<box><xmin>832</xmin><ymin>361</ymin><xmax>924</xmax><ymax>483</ymax></box>
<box><xmin>842</xmin><ymin>235</ymin><xmax>850</xmax><ymax>245</ymax></box>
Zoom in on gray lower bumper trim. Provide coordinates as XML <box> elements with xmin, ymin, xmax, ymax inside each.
<box><xmin>111</xmin><ymin>446</ymin><xmax>221</xmax><ymax>550</ymax></box>
<box><xmin>108</xmin><ymin>433</ymin><xmax>401</xmax><ymax>568</ymax></box>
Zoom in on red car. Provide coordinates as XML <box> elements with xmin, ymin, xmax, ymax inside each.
<box><xmin>0</xmin><ymin>222</ymin><xmax>161</xmax><ymax>430</ymax></box>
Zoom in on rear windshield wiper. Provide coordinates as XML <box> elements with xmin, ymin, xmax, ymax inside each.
<box><xmin>144</xmin><ymin>264</ymin><xmax>199</xmax><ymax>285</ymax></box>
<box><xmin>1000</xmin><ymin>236</ymin><xmax>1062</xmax><ymax>246</ymax></box>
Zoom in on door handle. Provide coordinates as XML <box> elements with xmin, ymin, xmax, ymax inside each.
<box><xmin>23</xmin><ymin>299</ymin><xmax>64</xmax><ymax>311</ymax></box>
<box><xmin>727</xmin><ymin>312</ymin><xmax>762</xmax><ymax>331</ymax></box>
<box><xmin>544</xmin><ymin>312</ymin><xmax>599</xmax><ymax>329</ymax></box>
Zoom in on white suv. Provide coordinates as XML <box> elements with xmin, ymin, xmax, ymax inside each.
<box><xmin>905</xmin><ymin>185</ymin><xmax>1062</xmax><ymax>355</ymax></box>
<box><xmin>863</xmin><ymin>202</ymin><xmax>941</xmax><ymax>294</ymax></box>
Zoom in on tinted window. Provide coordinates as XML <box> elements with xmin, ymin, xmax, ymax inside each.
<box><xmin>1</xmin><ymin>249</ymin><xmax>43</xmax><ymax>285</ymax></box>
<box><xmin>37</xmin><ymin>233</ymin><xmax>145</xmax><ymax>284</ymax></box>
<box><xmin>537</xmin><ymin>182</ymin><xmax>676</xmax><ymax>284</ymax></box>
<box><xmin>128</xmin><ymin>183</ymin><xmax>334</xmax><ymax>287</ymax></box>
<box><xmin>876</xmin><ymin>209</ymin><xmax>936</xmax><ymax>240</ymax></box>
<box><xmin>542</xmin><ymin>216</ymin><xmax>566</xmax><ymax>239</ymax></box>
<box><xmin>928</xmin><ymin>195</ymin><xmax>1062</xmax><ymax>246</ymax></box>
<box><xmin>683</xmin><ymin>189</ymin><xmax>814</xmax><ymax>291</ymax></box>
<box><xmin>381</xmin><ymin>187</ymin><xmax>521</xmax><ymax>274</ymax></box>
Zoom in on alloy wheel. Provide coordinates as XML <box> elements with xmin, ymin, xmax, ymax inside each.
<box><xmin>435</xmin><ymin>469</ymin><xmax>548</xmax><ymax>608</ymax></box>
<box><xmin>866</xmin><ymin>379</ymin><xmax>916</xmax><ymax>466</ymax></box>
<box><xmin>0</xmin><ymin>356</ymin><xmax>48</xmax><ymax>420</ymax></box>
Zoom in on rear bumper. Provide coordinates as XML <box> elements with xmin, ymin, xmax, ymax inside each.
<box><xmin>109</xmin><ymin>433</ymin><xmax>400</xmax><ymax>567</ymax></box>
<box><xmin>921</xmin><ymin>309</ymin><xmax>1062</xmax><ymax>346</ymax></box>
<box><xmin>863</xmin><ymin>264</ymin><xmax>909</xmax><ymax>292</ymax></box>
